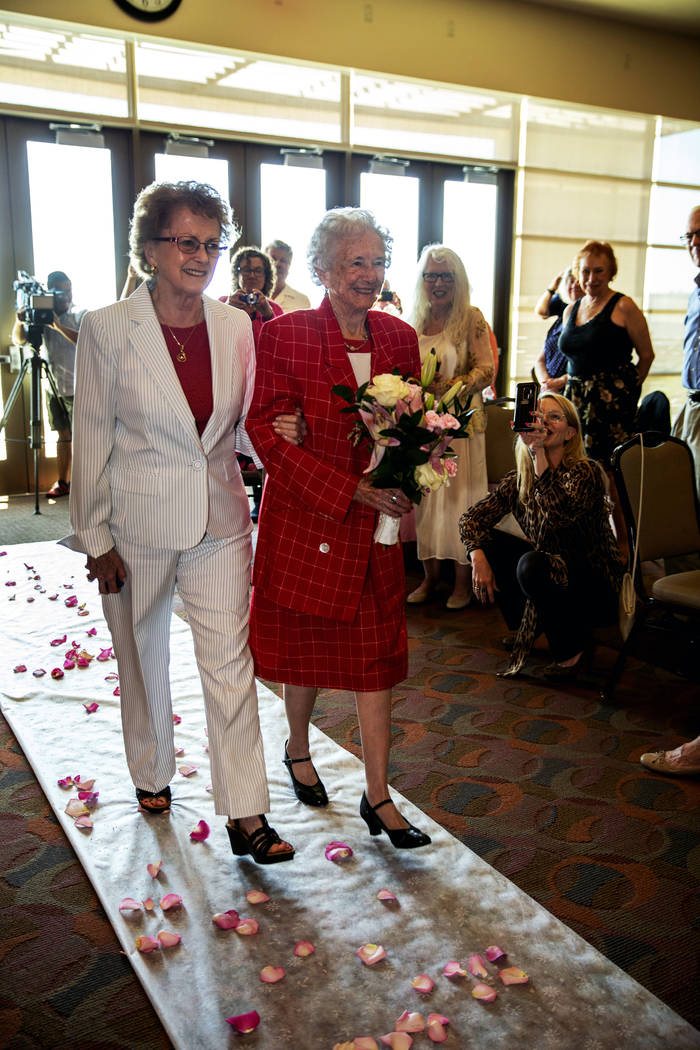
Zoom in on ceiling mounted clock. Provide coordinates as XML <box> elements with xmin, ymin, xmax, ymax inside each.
<box><xmin>113</xmin><ymin>0</ymin><xmax>182</xmax><ymax>21</ymax></box>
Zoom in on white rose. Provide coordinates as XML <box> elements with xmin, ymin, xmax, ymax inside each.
<box><xmin>415</xmin><ymin>461</ymin><xmax>446</xmax><ymax>492</ymax></box>
<box><xmin>366</xmin><ymin>373</ymin><xmax>412</xmax><ymax>408</ymax></box>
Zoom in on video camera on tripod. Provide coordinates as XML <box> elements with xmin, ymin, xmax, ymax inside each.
<box><xmin>14</xmin><ymin>271</ymin><xmax>55</xmax><ymax>332</ymax></box>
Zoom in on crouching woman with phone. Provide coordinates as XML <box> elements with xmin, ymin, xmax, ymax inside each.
<box><xmin>459</xmin><ymin>393</ymin><xmax>624</xmax><ymax>681</ymax></box>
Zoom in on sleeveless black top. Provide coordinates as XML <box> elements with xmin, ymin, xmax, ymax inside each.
<box><xmin>559</xmin><ymin>292</ymin><xmax>634</xmax><ymax>377</ymax></box>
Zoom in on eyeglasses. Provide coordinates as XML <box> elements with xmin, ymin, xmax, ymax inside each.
<box><xmin>540</xmin><ymin>412</ymin><xmax>566</xmax><ymax>424</ymax></box>
<box><xmin>423</xmin><ymin>272</ymin><xmax>455</xmax><ymax>284</ymax></box>
<box><xmin>237</xmin><ymin>267</ymin><xmax>265</xmax><ymax>277</ymax></box>
<box><xmin>680</xmin><ymin>228</ymin><xmax>700</xmax><ymax>245</ymax></box>
<box><xmin>153</xmin><ymin>236</ymin><xmax>228</xmax><ymax>256</ymax></box>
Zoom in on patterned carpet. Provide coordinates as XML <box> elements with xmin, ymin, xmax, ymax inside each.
<box><xmin>1</xmin><ymin>555</ymin><xmax>699</xmax><ymax>1048</ymax></box>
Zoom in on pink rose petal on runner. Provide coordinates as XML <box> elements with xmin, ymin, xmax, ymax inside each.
<box><xmin>178</xmin><ymin>764</ymin><xmax>197</xmax><ymax>777</ymax></box>
<box><xmin>499</xmin><ymin>966</ymin><xmax>529</xmax><ymax>985</ymax></box>
<box><xmin>13</xmin><ymin>665</ymin><xmax>27</xmax><ymax>673</ymax></box>
<box><xmin>293</xmin><ymin>941</ymin><xmax>315</xmax><ymax>956</ymax></box>
<box><xmin>74</xmin><ymin>814</ymin><xmax>93</xmax><ymax>829</ymax></box>
<box><xmin>96</xmin><ymin>647</ymin><xmax>113</xmax><ymax>662</ymax></box>
<box><xmin>51</xmin><ymin>668</ymin><xmax>64</xmax><ymax>680</ymax></box>
<box><xmin>354</xmin><ymin>1040</ymin><xmax>379</xmax><ymax>1050</ymax></box>
<box><xmin>65</xmin><ymin>595</ymin><xmax>78</xmax><ymax>607</ymax></box>
<box><xmin>57</xmin><ymin>776</ymin><xmax>73</xmax><ymax>788</ymax></box>
<box><xmin>32</xmin><ymin>668</ymin><xmax>46</xmax><ymax>678</ymax></box>
<box><xmin>189</xmin><ymin>819</ymin><xmax>210</xmax><ymax>842</ymax></box>
<box><xmin>411</xmin><ymin>975</ymin><xmax>434</xmax><ymax>994</ymax></box>
<box><xmin>443</xmin><ymin>961</ymin><xmax>466</xmax><ymax>978</ymax></box>
<box><xmin>48</xmin><ymin>593</ymin><xmax>58</xmax><ymax>601</ymax></box>
<box><xmin>246</xmin><ymin>890</ymin><xmax>270</xmax><ymax>905</ymax></box>
<box><xmin>356</xmin><ymin>944</ymin><xmax>386</xmax><ymax>966</ymax></box>
<box><xmin>105</xmin><ymin>672</ymin><xmax>119</xmax><ymax>681</ymax></box>
<box><xmin>380</xmin><ymin>1035</ymin><xmax>413</xmax><ymax>1049</ymax></box>
<box><xmin>172</xmin><ymin>714</ymin><xmax>181</xmax><ymax>724</ymax></box>
<box><xmin>63</xmin><ymin>659</ymin><xmax>75</xmax><ymax>670</ymax></box>
<box><xmin>235</xmin><ymin>918</ymin><xmax>259</xmax><ymax>936</ymax></box>
<box><xmin>26</xmin><ymin>596</ymin><xmax>35</xmax><ymax>603</ymax></box>
<box><xmin>226</xmin><ymin>1011</ymin><xmax>260</xmax><ymax>1034</ymax></box>
<box><xmin>160</xmin><ymin>893</ymin><xmax>182</xmax><ymax>911</ymax></box>
<box><xmin>157</xmin><ymin>931</ymin><xmax>181</xmax><ymax>948</ymax></box>
<box><xmin>212</xmin><ymin>910</ymin><xmax>239</xmax><ymax>930</ymax></box>
<box><xmin>485</xmin><ymin>945</ymin><xmax>506</xmax><ymax>962</ymax></box>
<box><xmin>472</xmin><ymin>983</ymin><xmax>498</xmax><ymax>1002</ymax></box>
<box><xmin>65</xmin><ymin>799</ymin><xmax>89</xmax><ymax>818</ymax></box>
<box><xmin>50</xmin><ymin>634</ymin><xmax>67</xmax><ymax>647</ymax></box>
<box><xmin>78</xmin><ymin>791</ymin><xmax>99</xmax><ymax>807</ymax></box>
<box><xmin>74</xmin><ymin>777</ymin><xmax>95</xmax><ymax>790</ymax></box>
<box><xmin>5</xmin><ymin>580</ymin><xmax>16</xmax><ymax>587</ymax></box>
<box><xmin>377</xmin><ymin>889</ymin><xmax>397</xmax><ymax>902</ymax></box>
<box><xmin>147</xmin><ymin>862</ymin><xmax>162</xmax><ymax>879</ymax></box>
<box><xmin>143</xmin><ymin>898</ymin><xmax>155</xmax><ymax>911</ymax></box>
<box><xmin>136</xmin><ymin>935</ymin><xmax>160</xmax><ymax>953</ymax></box>
<box><xmin>87</xmin><ymin>627</ymin><xmax>97</xmax><ymax>636</ymax></box>
<box><xmin>426</xmin><ymin>1014</ymin><xmax>449</xmax><ymax>1043</ymax></box>
<box><xmin>174</xmin><ymin>746</ymin><xmax>184</xmax><ymax>756</ymax></box>
<box><xmin>83</xmin><ymin>702</ymin><xmax>99</xmax><ymax>714</ymax></box>
<box><xmin>113</xmin><ymin>687</ymin><xmax>120</xmax><ymax>696</ymax></box>
<box><xmin>395</xmin><ymin>1011</ymin><xmax>425</xmax><ymax>1032</ymax></box>
<box><xmin>77</xmin><ymin>656</ymin><xmax>91</xmax><ymax>668</ymax></box>
<box><xmin>260</xmin><ymin>965</ymin><xmax>285</xmax><ymax>983</ymax></box>
<box><xmin>119</xmin><ymin>898</ymin><xmax>142</xmax><ymax>912</ymax></box>
<box><xmin>325</xmin><ymin>841</ymin><xmax>353</xmax><ymax>863</ymax></box>
<box><xmin>468</xmin><ymin>954</ymin><xmax>488</xmax><ymax>978</ymax></box>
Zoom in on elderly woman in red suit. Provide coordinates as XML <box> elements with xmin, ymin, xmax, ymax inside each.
<box><xmin>247</xmin><ymin>207</ymin><xmax>431</xmax><ymax>849</ymax></box>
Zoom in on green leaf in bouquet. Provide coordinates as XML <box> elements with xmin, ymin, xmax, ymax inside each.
<box><xmin>331</xmin><ymin>383</ymin><xmax>357</xmax><ymax>403</ymax></box>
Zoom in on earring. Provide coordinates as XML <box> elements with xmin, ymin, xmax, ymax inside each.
<box><xmin>148</xmin><ymin>262</ymin><xmax>158</xmax><ymax>276</ymax></box>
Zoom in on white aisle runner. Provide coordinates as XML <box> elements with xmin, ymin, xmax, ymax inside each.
<box><xmin>1</xmin><ymin>542</ymin><xmax>697</xmax><ymax>1050</ymax></box>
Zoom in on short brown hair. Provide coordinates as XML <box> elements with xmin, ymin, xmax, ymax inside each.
<box><xmin>230</xmin><ymin>247</ymin><xmax>276</xmax><ymax>297</ymax></box>
<box><xmin>574</xmin><ymin>240</ymin><xmax>618</xmax><ymax>281</ymax></box>
<box><xmin>129</xmin><ymin>180</ymin><xmax>235</xmax><ymax>279</ymax></box>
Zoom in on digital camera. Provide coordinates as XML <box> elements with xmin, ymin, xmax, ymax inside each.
<box><xmin>14</xmin><ymin>271</ymin><xmax>54</xmax><ymax>326</ymax></box>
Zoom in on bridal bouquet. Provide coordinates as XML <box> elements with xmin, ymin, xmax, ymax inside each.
<box><xmin>333</xmin><ymin>349</ymin><xmax>477</xmax><ymax>543</ymax></box>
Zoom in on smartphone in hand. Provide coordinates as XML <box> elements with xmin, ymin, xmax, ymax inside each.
<box><xmin>512</xmin><ymin>381</ymin><xmax>539</xmax><ymax>431</ymax></box>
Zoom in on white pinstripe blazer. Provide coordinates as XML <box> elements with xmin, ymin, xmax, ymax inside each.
<box><xmin>64</xmin><ymin>281</ymin><xmax>255</xmax><ymax>557</ymax></box>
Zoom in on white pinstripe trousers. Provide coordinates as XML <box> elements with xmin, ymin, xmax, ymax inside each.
<box><xmin>102</xmin><ymin>531</ymin><xmax>270</xmax><ymax>818</ymax></box>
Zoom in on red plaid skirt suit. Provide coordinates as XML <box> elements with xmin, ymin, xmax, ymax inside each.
<box><xmin>247</xmin><ymin>295</ymin><xmax>420</xmax><ymax>690</ymax></box>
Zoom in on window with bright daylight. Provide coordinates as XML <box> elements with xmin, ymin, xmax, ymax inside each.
<box><xmin>360</xmin><ymin>171</ymin><xmax>420</xmax><ymax>308</ymax></box>
<box><xmin>260</xmin><ymin>163</ymin><xmax>327</xmax><ymax>306</ymax></box>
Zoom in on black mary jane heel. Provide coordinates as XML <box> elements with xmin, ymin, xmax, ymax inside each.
<box><xmin>283</xmin><ymin>740</ymin><xmax>329</xmax><ymax>807</ymax></box>
<box><xmin>360</xmin><ymin>792</ymin><xmax>431</xmax><ymax>850</ymax></box>
<box><xmin>226</xmin><ymin>815</ymin><xmax>295</xmax><ymax>865</ymax></box>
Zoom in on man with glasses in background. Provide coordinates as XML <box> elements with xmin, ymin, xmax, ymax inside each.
<box><xmin>265</xmin><ymin>239</ymin><xmax>311</xmax><ymax>313</ymax></box>
<box><xmin>673</xmin><ymin>206</ymin><xmax>700</xmax><ymax>495</ymax></box>
<box><xmin>13</xmin><ymin>269</ymin><xmax>85</xmax><ymax>498</ymax></box>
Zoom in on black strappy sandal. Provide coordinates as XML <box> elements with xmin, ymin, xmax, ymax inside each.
<box><xmin>226</xmin><ymin>815</ymin><xmax>295</xmax><ymax>865</ymax></box>
<box><xmin>136</xmin><ymin>786</ymin><xmax>172</xmax><ymax>814</ymax></box>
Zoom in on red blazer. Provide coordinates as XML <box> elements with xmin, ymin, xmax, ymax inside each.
<box><xmin>247</xmin><ymin>295</ymin><xmax>420</xmax><ymax>622</ymax></box>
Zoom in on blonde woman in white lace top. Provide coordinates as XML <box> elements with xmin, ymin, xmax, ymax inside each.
<box><xmin>407</xmin><ymin>245</ymin><xmax>494</xmax><ymax>609</ymax></box>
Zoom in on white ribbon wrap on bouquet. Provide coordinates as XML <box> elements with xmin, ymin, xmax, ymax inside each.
<box><xmin>374</xmin><ymin>512</ymin><xmax>401</xmax><ymax>545</ymax></box>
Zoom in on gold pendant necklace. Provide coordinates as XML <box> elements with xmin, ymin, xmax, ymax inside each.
<box><xmin>164</xmin><ymin>321</ymin><xmax>200</xmax><ymax>362</ymax></box>
<box><xmin>343</xmin><ymin>331</ymin><xmax>369</xmax><ymax>353</ymax></box>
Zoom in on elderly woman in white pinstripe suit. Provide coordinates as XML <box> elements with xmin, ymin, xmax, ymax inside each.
<box><xmin>64</xmin><ymin>181</ymin><xmax>299</xmax><ymax>865</ymax></box>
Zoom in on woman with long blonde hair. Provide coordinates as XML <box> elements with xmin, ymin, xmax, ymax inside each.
<box><xmin>407</xmin><ymin>244</ymin><xmax>494</xmax><ymax>609</ymax></box>
<box><xmin>459</xmin><ymin>394</ymin><xmax>624</xmax><ymax>680</ymax></box>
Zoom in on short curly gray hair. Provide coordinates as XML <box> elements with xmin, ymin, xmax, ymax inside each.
<box><xmin>307</xmin><ymin>207</ymin><xmax>392</xmax><ymax>285</ymax></box>
<box><xmin>129</xmin><ymin>180</ymin><xmax>237</xmax><ymax>279</ymax></box>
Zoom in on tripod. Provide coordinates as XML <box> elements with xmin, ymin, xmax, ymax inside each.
<box><xmin>0</xmin><ymin>324</ymin><xmax>67</xmax><ymax>515</ymax></box>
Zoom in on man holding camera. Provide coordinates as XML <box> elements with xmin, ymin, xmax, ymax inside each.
<box><xmin>12</xmin><ymin>270</ymin><xmax>85</xmax><ymax>497</ymax></box>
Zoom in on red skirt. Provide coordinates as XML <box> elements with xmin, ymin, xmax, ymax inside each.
<box><xmin>250</xmin><ymin>543</ymin><xmax>407</xmax><ymax>691</ymax></box>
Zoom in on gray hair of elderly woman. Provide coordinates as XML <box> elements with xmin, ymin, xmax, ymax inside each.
<box><xmin>129</xmin><ymin>180</ymin><xmax>237</xmax><ymax>279</ymax></box>
<box><xmin>307</xmin><ymin>207</ymin><xmax>392</xmax><ymax>284</ymax></box>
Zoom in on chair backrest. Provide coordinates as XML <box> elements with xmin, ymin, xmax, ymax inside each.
<box><xmin>612</xmin><ymin>434</ymin><xmax>700</xmax><ymax>562</ymax></box>
<box><xmin>484</xmin><ymin>402</ymin><xmax>516</xmax><ymax>486</ymax></box>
